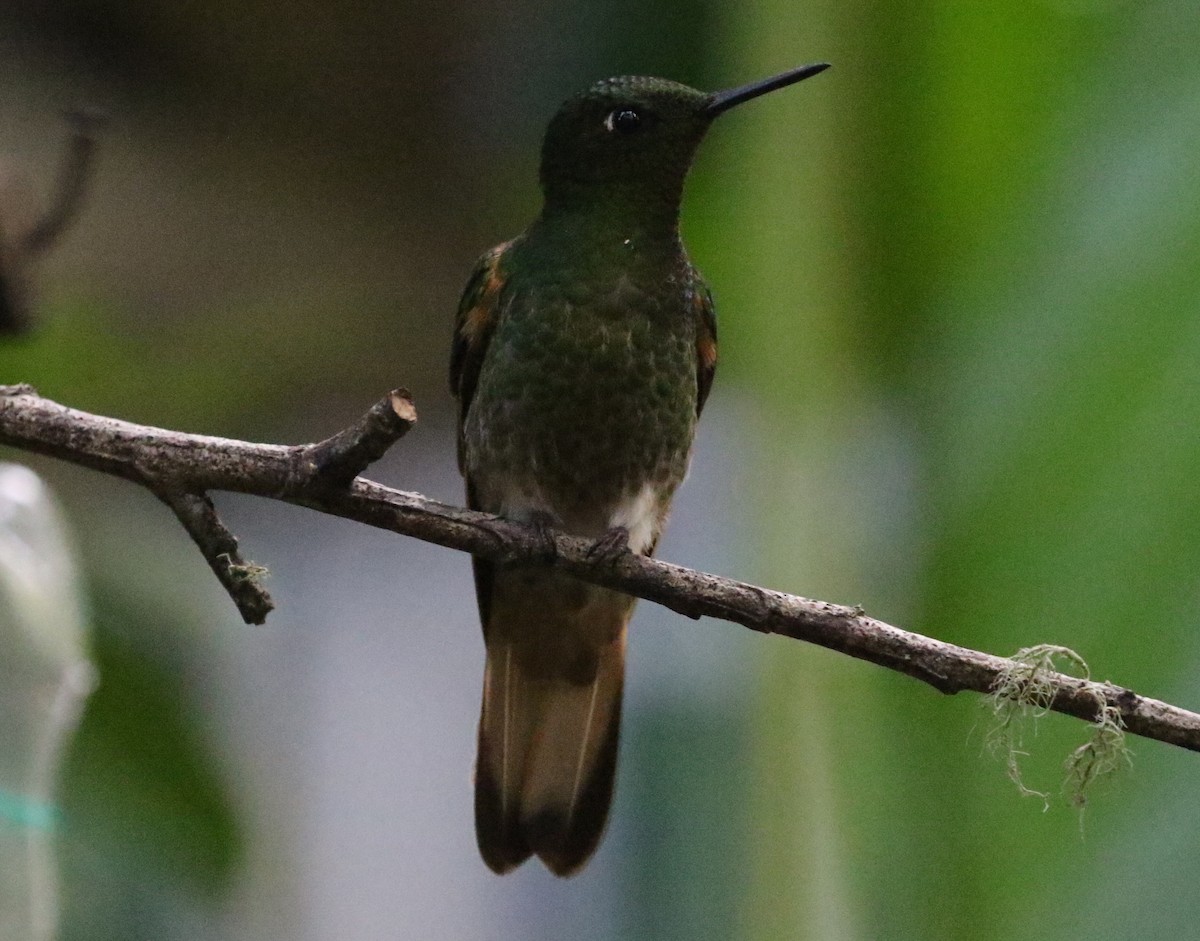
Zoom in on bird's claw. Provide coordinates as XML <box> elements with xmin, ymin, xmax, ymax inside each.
<box><xmin>587</xmin><ymin>526</ymin><xmax>630</xmax><ymax>565</ymax></box>
<box><xmin>528</xmin><ymin>512</ymin><xmax>559</xmax><ymax>562</ymax></box>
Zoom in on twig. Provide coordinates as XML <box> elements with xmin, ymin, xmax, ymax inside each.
<box><xmin>158</xmin><ymin>490</ymin><xmax>274</xmax><ymax>625</ymax></box>
<box><xmin>296</xmin><ymin>388</ymin><xmax>417</xmax><ymax>488</ymax></box>
<box><xmin>1</xmin><ymin>385</ymin><xmax>1199</xmax><ymax>753</ymax></box>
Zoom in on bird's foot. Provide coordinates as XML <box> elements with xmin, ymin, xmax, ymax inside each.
<box><xmin>587</xmin><ymin>526</ymin><xmax>630</xmax><ymax>565</ymax></box>
<box><xmin>527</xmin><ymin>511</ymin><xmax>560</xmax><ymax>562</ymax></box>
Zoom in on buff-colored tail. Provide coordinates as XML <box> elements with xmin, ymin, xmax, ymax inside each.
<box><xmin>474</xmin><ymin>565</ymin><xmax>628</xmax><ymax>877</ymax></box>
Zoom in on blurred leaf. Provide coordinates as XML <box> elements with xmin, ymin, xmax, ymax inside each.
<box><xmin>58</xmin><ymin>582</ymin><xmax>241</xmax><ymax>938</ymax></box>
<box><xmin>0</xmin><ymin>296</ymin><xmax>385</xmax><ymax>433</ymax></box>
<box><xmin>846</xmin><ymin>3</ymin><xmax>1200</xmax><ymax>940</ymax></box>
<box><xmin>692</xmin><ymin>1</ymin><xmax>1200</xmax><ymax>940</ymax></box>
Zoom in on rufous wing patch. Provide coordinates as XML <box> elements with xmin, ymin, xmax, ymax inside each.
<box><xmin>460</xmin><ymin>251</ymin><xmax>507</xmax><ymax>346</ymax></box>
<box><xmin>692</xmin><ymin>278</ymin><xmax>718</xmax><ymax>416</ymax></box>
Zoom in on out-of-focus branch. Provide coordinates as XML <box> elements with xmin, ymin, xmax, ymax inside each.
<box><xmin>0</xmin><ymin>241</ymin><xmax>20</xmax><ymax>335</ymax></box>
<box><xmin>1</xmin><ymin>384</ymin><xmax>1199</xmax><ymax>756</ymax></box>
<box><xmin>20</xmin><ymin>110</ymin><xmax>106</xmax><ymax>258</ymax></box>
<box><xmin>0</xmin><ymin>110</ymin><xmax>105</xmax><ymax>335</ymax></box>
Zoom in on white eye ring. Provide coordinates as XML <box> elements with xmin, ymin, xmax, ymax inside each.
<box><xmin>604</xmin><ymin>108</ymin><xmax>642</xmax><ymax>134</ymax></box>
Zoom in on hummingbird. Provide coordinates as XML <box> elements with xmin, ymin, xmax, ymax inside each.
<box><xmin>450</xmin><ymin>62</ymin><xmax>829</xmax><ymax>876</ymax></box>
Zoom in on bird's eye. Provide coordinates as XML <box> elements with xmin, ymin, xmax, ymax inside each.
<box><xmin>604</xmin><ymin>108</ymin><xmax>642</xmax><ymax>134</ymax></box>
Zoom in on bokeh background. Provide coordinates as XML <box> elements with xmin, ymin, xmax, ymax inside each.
<box><xmin>2</xmin><ymin>1</ymin><xmax>1200</xmax><ymax>938</ymax></box>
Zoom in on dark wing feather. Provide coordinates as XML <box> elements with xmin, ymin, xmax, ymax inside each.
<box><xmin>690</xmin><ymin>272</ymin><xmax>718</xmax><ymax>417</ymax></box>
<box><xmin>449</xmin><ymin>241</ymin><xmax>512</xmax><ymax>632</ymax></box>
<box><xmin>450</xmin><ymin>240</ymin><xmax>512</xmax><ymax>472</ymax></box>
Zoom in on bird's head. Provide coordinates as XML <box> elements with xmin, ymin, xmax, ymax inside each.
<box><xmin>537</xmin><ymin>64</ymin><xmax>829</xmax><ymax>220</ymax></box>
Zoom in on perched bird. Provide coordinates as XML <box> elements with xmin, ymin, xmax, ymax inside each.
<box><xmin>450</xmin><ymin>63</ymin><xmax>829</xmax><ymax>876</ymax></box>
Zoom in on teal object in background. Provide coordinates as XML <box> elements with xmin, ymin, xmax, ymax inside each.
<box><xmin>0</xmin><ymin>464</ymin><xmax>95</xmax><ymax>941</ymax></box>
<box><xmin>0</xmin><ymin>790</ymin><xmax>59</xmax><ymax>830</ymax></box>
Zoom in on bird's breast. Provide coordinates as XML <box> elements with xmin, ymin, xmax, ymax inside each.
<box><xmin>464</xmin><ymin>276</ymin><xmax>697</xmax><ymax>540</ymax></box>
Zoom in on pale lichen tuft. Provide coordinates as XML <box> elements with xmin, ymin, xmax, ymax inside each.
<box><xmin>1063</xmin><ymin>696</ymin><xmax>1132</xmax><ymax>810</ymax></box>
<box><xmin>985</xmin><ymin>645</ymin><xmax>1130</xmax><ymax>814</ymax></box>
<box><xmin>218</xmin><ymin>552</ymin><xmax>270</xmax><ymax>585</ymax></box>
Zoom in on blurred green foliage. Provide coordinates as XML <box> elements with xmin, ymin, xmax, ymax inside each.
<box><xmin>59</xmin><ymin>582</ymin><xmax>241</xmax><ymax>940</ymax></box>
<box><xmin>696</xmin><ymin>2</ymin><xmax>1200</xmax><ymax>940</ymax></box>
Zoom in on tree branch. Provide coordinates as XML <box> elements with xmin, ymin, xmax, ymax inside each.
<box><xmin>2</xmin><ymin>384</ymin><xmax>1199</xmax><ymax>755</ymax></box>
<box><xmin>157</xmin><ymin>490</ymin><xmax>274</xmax><ymax>625</ymax></box>
<box><xmin>297</xmin><ymin>388</ymin><xmax>417</xmax><ymax>487</ymax></box>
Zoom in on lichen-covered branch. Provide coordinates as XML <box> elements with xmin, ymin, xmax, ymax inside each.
<box><xmin>2</xmin><ymin>384</ymin><xmax>1199</xmax><ymax>755</ymax></box>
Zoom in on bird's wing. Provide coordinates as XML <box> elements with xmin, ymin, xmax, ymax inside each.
<box><xmin>449</xmin><ymin>240</ymin><xmax>516</xmax><ymax>632</ymax></box>
<box><xmin>450</xmin><ymin>239</ymin><xmax>513</xmax><ymax>473</ymax></box>
<box><xmin>691</xmin><ymin>272</ymin><xmax>718</xmax><ymax>417</ymax></box>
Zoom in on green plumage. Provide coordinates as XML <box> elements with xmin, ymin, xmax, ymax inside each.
<box><xmin>463</xmin><ymin>233</ymin><xmax>703</xmax><ymax>528</ymax></box>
